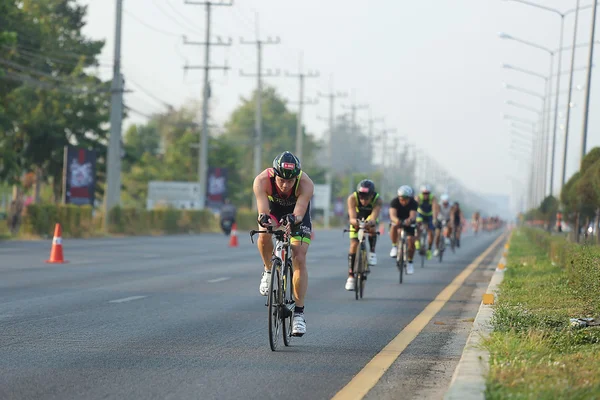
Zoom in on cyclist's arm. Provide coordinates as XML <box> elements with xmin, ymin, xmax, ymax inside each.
<box><xmin>409</xmin><ymin>209</ymin><xmax>417</xmax><ymax>222</ymax></box>
<box><xmin>367</xmin><ymin>197</ymin><xmax>383</xmax><ymax>224</ymax></box>
<box><xmin>432</xmin><ymin>198</ymin><xmax>439</xmax><ymax>221</ymax></box>
<box><xmin>389</xmin><ymin>206</ymin><xmax>399</xmax><ymax>226</ymax></box>
<box><xmin>252</xmin><ymin>173</ymin><xmax>271</xmax><ymax>217</ymax></box>
<box><xmin>293</xmin><ymin>174</ymin><xmax>314</xmax><ymax>223</ymax></box>
<box><xmin>347</xmin><ymin>194</ymin><xmax>359</xmax><ymax>227</ymax></box>
<box><xmin>409</xmin><ymin>201</ymin><xmax>418</xmax><ymax>224</ymax></box>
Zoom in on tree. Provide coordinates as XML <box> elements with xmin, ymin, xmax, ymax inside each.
<box><xmin>222</xmin><ymin>85</ymin><xmax>325</xmax><ymax>204</ymax></box>
<box><xmin>0</xmin><ymin>0</ymin><xmax>110</xmax><ymax>200</ymax></box>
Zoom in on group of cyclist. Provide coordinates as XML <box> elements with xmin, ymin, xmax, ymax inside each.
<box><xmin>344</xmin><ymin>180</ymin><xmax>465</xmax><ymax>290</ymax></box>
<box><xmin>251</xmin><ymin>150</ymin><xmax>472</xmax><ymax>338</ymax></box>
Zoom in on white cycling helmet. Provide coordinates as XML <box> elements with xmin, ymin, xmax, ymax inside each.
<box><xmin>397</xmin><ymin>185</ymin><xmax>414</xmax><ymax>197</ymax></box>
<box><xmin>440</xmin><ymin>193</ymin><xmax>449</xmax><ymax>203</ymax></box>
<box><xmin>420</xmin><ymin>184</ymin><xmax>432</xmax><ymax>193</ymax></box>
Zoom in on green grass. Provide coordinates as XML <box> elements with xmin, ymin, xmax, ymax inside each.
<box><xmin>484</xmin><ymin>230</ymin><xmax>600</xmax><ymax>400</ymax></box>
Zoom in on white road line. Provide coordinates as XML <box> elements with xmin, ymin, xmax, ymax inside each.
<box><xmin>109</xmin><ymin>296</ymin><xmax>147</xmax><ymax>303</ymax></box>
<box><xmin>207</xmin><ymin>277</ymin><xmax>231</xmax><ymax>283</ymax></box>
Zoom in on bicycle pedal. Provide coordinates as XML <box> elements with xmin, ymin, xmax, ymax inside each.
<box><xmin>291</xmin><ymin>332</ymin><xmax>305</xmax><ymax>337</ymax></box>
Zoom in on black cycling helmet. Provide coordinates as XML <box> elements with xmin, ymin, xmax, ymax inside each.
<box><xmin>356</xmin><ymin>179</ymin><xmax>376</xmax><ymax>197</ymax></box>
<box><xmin>272</xmin><ymin>151</ymin><xmax>301</xmax><ymax>179</ymax></box>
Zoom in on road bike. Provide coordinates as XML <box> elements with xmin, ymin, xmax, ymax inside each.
<box><xmin>250</xmin><ymin>224</ymin><xmax>298</xmax><ymax>351</ymax></box>
<box><xmin>343</xmin><ymin>219</ymin><xmax>379</xmax><ymax>300</ymax></box>
<box><xmin>395</xmin><ymin>220</ymin><xmax>416</xmax><ymax>284</ymax></box>
<box><xmin>437</xmin><ymin>219</ymin><xmax>447</xmax><ymax>262</ymax></box>
<box><xmin>417</xmin><ymin>222</ymin><xmax>429</xmax><ymax>268</ymax></box>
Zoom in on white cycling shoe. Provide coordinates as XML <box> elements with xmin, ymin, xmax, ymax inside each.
<box><xmin>292</xmin><ymin>313</ymin><xmax>306</xmax><ymax>336</ymax></box>
<box><xmin>259</xmin><ymin>270</ymin><xmax>271</xmax><ymax>296</ymax></box>
<box><xmin>389</xmin><ymin>246</ymin><xmax>398</xmax><ymax>258</ymax></box>
<box><xmin>407</xmin><ymin>263</ymin><xmax>415</xmax><ymax>275</ymax></box>
<box><xmin>368</xmin><ymin>252</ymin><xmax>377</xmax><ymax>266</ymax></box>
<box><xmin>345</xmin><ymin>276</ymin><xmax>355</xmax><ymax>291</ymax></box>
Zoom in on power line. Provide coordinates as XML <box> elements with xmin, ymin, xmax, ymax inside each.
<box><xmin>183</xmin><ymin>0</ymin><xmax>233</xmax><ymax>210</ymax></box>
<box><xmin>317</xmin><ymin>77</ymin><xmax>347</xmax><ymax>228</ymax></box>
<box><xmin>123</xmin><ymin>9</ymin><xmax>182</xmax><ymax>38</ymax></box>
<box><xmin>126</xmin><ymin>77</ymin><xmax>174</xmax><ymax>109</ymax></box>
<box><xmin>239</xmin><ymin>11</ymin><xmax>281</xmax><ymax>210</ymax></box>
<box><xmin>284</xmin><ymin>51</ymin><xmax>319</xmax><ymax>161</ymax></box>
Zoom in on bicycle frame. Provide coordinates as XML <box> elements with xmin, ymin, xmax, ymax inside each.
<box><xmin>343</xmin><ymin>219</ymin><xmax>379</xmax><ymax>299</ymax></box>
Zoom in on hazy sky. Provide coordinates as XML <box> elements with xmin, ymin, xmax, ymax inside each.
<box><xmin>80</xmin><ymin>0</ymin><xmax>600</xmax><ymax>209</ymax></box>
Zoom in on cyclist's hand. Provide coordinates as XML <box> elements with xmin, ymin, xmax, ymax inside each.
<box><xmin>280</xmin><ymin>213</ymin><xmax>298</xmax><ymax>226</ymax></box>
<box><xmin>367</xmin><ymin>219</ymin><xmax>376</xmax><ymax>228</ymax></box>
<box><xmin>258</xmin><ymin>213</ymin><xmax>277</xmax><ymax>228</ymax></box>
<box><xmin>350</xmin><ymin>218</ymin><xmax>358</xmax><ymax>228</ymax></box>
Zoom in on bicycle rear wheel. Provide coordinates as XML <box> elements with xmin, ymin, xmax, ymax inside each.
<box><xmin>397</xmin><ymin>239</ymin><xmax>404</xmax><ymax>284</ymax></box>
<box><xmin>282</xmin><ymin>259</ymin><xmax>294</xmax><ymax>347</ymax></box>
<box><xmin>359</xmin><ymin>252</ymin><xmax>365</xmax><ymax>299</ymax></box>
<box><xmin>353</xmin><ymin>245</ymin><xmax>364</xmax><ymax>300</ymax></box>
<box><xmin>268</xmin><ymin>264</ymin><xmax>282</xmax><ymax>351</ymax></box>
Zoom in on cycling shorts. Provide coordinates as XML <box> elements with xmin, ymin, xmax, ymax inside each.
<box><xmin>416</xmin><ymin>213</ymin><xmax>435</xmax><ymax>231</ymax></box>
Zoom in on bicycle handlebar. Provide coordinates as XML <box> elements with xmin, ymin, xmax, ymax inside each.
<box><xmin>249</xmin><ymin>225</ymin><xmax>309</xmax><ymax>245</ymax></box>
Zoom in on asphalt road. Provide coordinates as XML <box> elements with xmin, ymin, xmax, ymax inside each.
<box><xmin>0</xmin><ymin>228</ymin><xmax>504</xmax><ymax>400</ymax></box>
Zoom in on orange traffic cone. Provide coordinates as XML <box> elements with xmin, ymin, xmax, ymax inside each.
<box><xmin>46</xmin><ymin>223</ymin><xmax>68</xmax><ymax>263</ymax></box>
<box><xmin>229</xmin><ymin>223</ymin><xmax>239</xmax><ymax>247</ymax></box>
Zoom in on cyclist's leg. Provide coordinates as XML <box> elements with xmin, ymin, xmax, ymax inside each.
<box><xmin>256</xmin><ymin>220</ymin><xmax>277</xmax><ymax>296</ymax></box>
<box><xmin>389</xmin><ymin>222</ymin><xmax>400</xmax><ymax>257</ymax></box>
<box><xmin>346</xmin><ymin>224</ymin><xmax>359</xmax><ymax>290</ymax></box>
<box><xmin>416</xmin><ymin>215</ymin><xmax>424</xmax><ymax>252</ymax></box>
<box><xmin>289</xmin><ymin>217</ymin><xmax>312</xmax><ymax>309</ymax></box>
<box><xmin>405</xmin><ymin>225</ymin><xmax>416</xmax><ymax>273</ymax></box>
<box><xmin>434</xmin><ymin>219</ymin><xmax>442</xmax><ymax>249</ymax></box>
<box><xmin>427</xmin><ymin>217</ymin><xmax>435</xmax><ymax>249</ymax></box>
<box><xmin>367</xmin><ymin>219</ymin><xmax>378</xmax><ymax>252</ymax></box>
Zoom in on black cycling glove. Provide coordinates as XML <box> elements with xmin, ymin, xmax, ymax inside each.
<box><xmin>281</xmin><ymin>214</ymin><xmax>298</xmax><ymax>226</ymax></box>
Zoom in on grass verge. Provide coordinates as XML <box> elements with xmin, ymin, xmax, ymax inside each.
<box><xmin>484</xmin><ymin>229</ymin><xmax>600</xmax><ymax>400</ymax></box>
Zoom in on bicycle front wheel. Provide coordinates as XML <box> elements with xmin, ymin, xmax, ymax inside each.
<box><xmin>397</xmin><ymin>240</ymin><xmax>404</xmax><ymax>284</ymax></box>
<box><xmin>268</xmin><ymin>264</ymin><xmax>282</xmax><ymax>351</ymax></box>
<box><xmin>282</xmin><ymin>260</ymin><xmax>294</xmax><ymax>347</ymax></box>
<box><xmin>354</xmin><ymin>245</ymin><xmax>364</xmax><ymax>300</ymax></box>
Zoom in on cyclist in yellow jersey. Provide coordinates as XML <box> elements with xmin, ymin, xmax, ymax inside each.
<box><xmin>415</xmin><ymin>184</ymin><xmax>439</xmax><ymax>260</ymax></box>
<box><xmin>345</xmin><ymin>179</ymin><xmax>382</xmax><ymax>291</ymax></box>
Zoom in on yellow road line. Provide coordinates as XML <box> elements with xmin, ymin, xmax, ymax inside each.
<box><xmin>331</xmin><ymin>232</ymin><xmax>508</xmax><ymax>400</ymax></box>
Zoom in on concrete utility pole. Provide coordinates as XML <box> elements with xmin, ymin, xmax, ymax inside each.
<box><xmin>378</xmin><ymin>127</ymin><xmax>397</xmax><ymax>201</ymax></box>
<box><xmin>561</xmin><ymin>0</ymin><xmax>581</xmax><ymax>189</ymax></box>
<box><xmin>579</xmin><ymin>0</ymin><xmax>598</xmax><ymax>166</ymax></box>
<box><xmin>240</xmin><ymin>13</ymin><xmax>280</xmax><ymax>211</ymax></box>
<box><xmin>183</xmin><ymin>0</ymin><xmax>232</xmax><ymax>210</ymax></box>
<box><xmin>342</xmin><ymin>101</ymin><xmax>369</xmax><ymax>173</ymax></box>
<box><xmin>104</xmin><ymin>0</ymin><xmax>124</xmax><ymax>230</ymax></box>
<box><xmin>365</xmin><ymin>111</ymin><xmax>384</xmax><ymax>161</ymax></box>
<box><xmin>285</xmin><ymin>52</ymin><xmax>319</xmax><ymax>161</ymax></box>
<box><xmin>318</xmin><ymin>79</ymin><xmax>347</xmax><ymax>229</ymax></box>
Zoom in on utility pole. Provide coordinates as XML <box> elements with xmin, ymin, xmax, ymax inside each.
<box><xmin>365</xmin><ymin>111</ymin><xmax>384</xmax><ymax>162</ymax></box>
<box><xmin>318</xmin><ymin>79</ymin><xmax>347</xmax><ymax>229</ymax></box>
<box><xmin>240</xmin><ymin>13</ymin><xmax>280</xmax><ymax>211</ymax></box>
<box><xmin>342</xmin><ymin>101</ymin><xmax>368</xmax><ymax>175</ymax></box>
<box><xmin>285</xmin><ymin>52</ymin><xmax>319</xmax><ymax>161</ymax></box>
<box><xmin>580</xmin><ymin>0</ymin><xmax>598</xmax><ymax>167</ymax></box>
<box><xmin>561</xmin><ymin>0</ymin><xmax>581</xmax><ymax>190</ymax></box>
<box><xmin>104</xmin><ymin>0</ymin><xmax>124</xmax><ymax>231</ymax></box>
<box><xmin>183</xmin><ymin>0</ymin><xmax>232</xmax><ymax>210</ymax></box>
<box><xmin>378</xmin><ymin>127</ymin><xmax>397</xmax><ymax>201</ymax></box>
